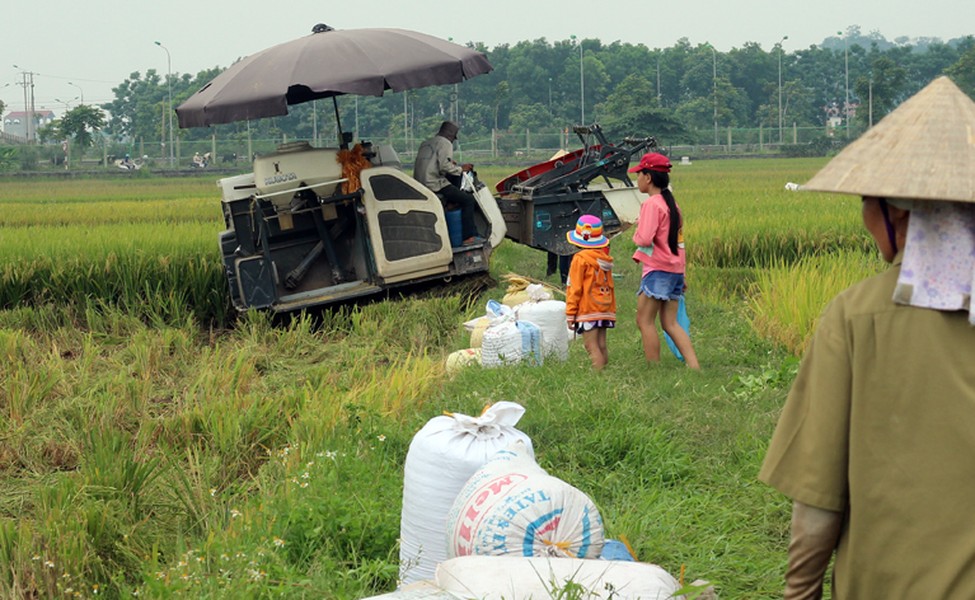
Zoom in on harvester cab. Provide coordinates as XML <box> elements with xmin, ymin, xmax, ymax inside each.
<box><xmin>218</xmin><ymin>141</ymin><xmax>505</xmax><ymax>312</ymax></box>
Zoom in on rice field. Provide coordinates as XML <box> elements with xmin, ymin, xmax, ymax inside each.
<box><xmin>0</xmin><ymin>158</ymin><xmax>884</xmax><ymax>598</ymax></box>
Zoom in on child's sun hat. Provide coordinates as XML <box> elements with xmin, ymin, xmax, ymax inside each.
<box><xmin>567</xmin><ymin>214</ymin><xmax>609</xmax><ymax>248</ymax></box>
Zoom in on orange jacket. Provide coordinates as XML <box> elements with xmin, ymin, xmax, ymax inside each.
<box><xmin>565</xmin><ymin>248</ymin><xmax>616</xmax><ymax>325</ymax></box>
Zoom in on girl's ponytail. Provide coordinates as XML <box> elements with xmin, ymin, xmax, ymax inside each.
<box><xmin>649</xmin><ymin>171</ymin><xmax>681</xmax><ymax>255</ymax></box>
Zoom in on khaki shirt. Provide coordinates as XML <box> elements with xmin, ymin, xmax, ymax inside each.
<box><xmin>413</xmin><ymin>134</ymin><xmax>462</xmax><ymax>193</ymax></box>
<box><xmin>760</xmin><ymin>259</ymin><xmax>975</xmax><ymax>599</ymax></box>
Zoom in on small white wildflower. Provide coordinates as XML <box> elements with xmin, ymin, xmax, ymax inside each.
<box><xmin>31</xmin><ymin>555</ymin><xmax>40</xmax><ymax>561</ymax></box>
<box><xmin>300</xmin><ymin>482</ymin><xmax>309</xmax><ymax>488</ymax></box>
<box><xmin>273</xmin><ymin>537</ymin><xmax>285</xmax><ymax>548</ymax></box>
<box><xmin>301</xmin><ymin>471</ymin><xmax>310</xmax><ymax>479</ymax></box>
<box><xmin>325</xmin><ymin>450</ymin><xmax>337</xmax><ymax>460</ymax></box>
<box><xmin>210</xmin><ymin>488</ymin><xmax>217</xmax><ymax>497</ymax></box>
<box><xmin>230</xmin><ymin>509</ymin><xmax>242</xmax><ymax>519</ymax></box>
<box><xmin>377</xmin><ymin>434</ymin><xmax>386</xmax><ymax>442</ymax></box>
<box><xmin>306</xmin><ymin>461</ymin><xmax>315</xmax><ymax>467</ymax></box>
<box><xmin>45</xmin><ymin>560</ymin><xmax>55</xmax><ymax>568</ymax></box>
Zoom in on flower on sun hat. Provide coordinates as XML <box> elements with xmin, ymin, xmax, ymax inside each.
<box><xmin>567</xmin><ymin>214</ymin><xmax>609</xmax><ymax>248</ymax></box>
<box><xmin>627</xmin><ymin>152</ymin><xmax>672</xmax><ymax>174</ymax></box>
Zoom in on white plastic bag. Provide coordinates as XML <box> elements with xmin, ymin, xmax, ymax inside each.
<box><xmin>460</xmin><ymin>171</ymin><xmax>476</xmax><ymax>192</ymax></box>
<box><xmin>399</xmin><ymin>402</ymin><xmax>533</xmax><ymax>586</ymax></box>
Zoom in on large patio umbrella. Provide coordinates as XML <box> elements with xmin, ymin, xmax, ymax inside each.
<box><xmin>176</xmin><ymin>23</ymin><xmax>493</xmax><ymax>128</ymax></box>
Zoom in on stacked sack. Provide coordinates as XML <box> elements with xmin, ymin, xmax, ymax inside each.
<box><xmin>399</xmin><ymin>402</ymin><xmax>533</xmax><ymax>586</ymax></box>
<box><xmin>513</xmin><ymin>283</ymin><xmax>569</xmax><ymax>361</ymax></box>
<box><xmin>446</xmin><ymin>440</ymin><xmax>604</xmax><ymax>560</ymax></box>
<box><xmin>479</xmin><ymin>300</ymin><xmax>542</xmax><ymax>368</ymax></box>
<box><xmin>433</xmin><ymin>556</ymin><xmax>683</xmax><ymax>600</ymax></box>
<box><xmin>500</xmin><ymin>273</ymin><xmax>535</xmax><ymax>307</ymax></box>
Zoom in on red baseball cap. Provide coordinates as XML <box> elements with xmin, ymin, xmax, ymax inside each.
<box><xmin>627</xmin><ymin>152</ymin><xmax>672</xmax><ymax>173</ymax></box>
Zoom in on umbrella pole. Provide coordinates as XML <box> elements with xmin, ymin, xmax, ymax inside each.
<box><xmin>333</xmin><ymin>97</ymin><xmax>349</xmax><ymax>149</ymax></box>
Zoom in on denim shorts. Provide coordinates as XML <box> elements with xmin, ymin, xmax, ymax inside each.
<box><xmin>639</xmin><ymin>271</ymin><xmax>685</xmax><ymax>301</ymax></box>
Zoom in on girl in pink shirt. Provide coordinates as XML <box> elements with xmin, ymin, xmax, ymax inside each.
<box><xmin>627</xmin><ymin>152</ymin><xmax>700</xmax><ymax>369</ymax></box>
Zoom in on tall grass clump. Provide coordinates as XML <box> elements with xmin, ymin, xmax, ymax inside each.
<box><xmin>748</xmin><ymin>249</ymin><xmax>885</xmax><ymax>355</ymax></box>
<box><xmin>0</xmin><ymin>226</ymin><xmax>232</xmax><ymax>327</ymax></box>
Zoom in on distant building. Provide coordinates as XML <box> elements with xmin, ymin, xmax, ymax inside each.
<box><xmin>2</xmin><ymin>110</ymin><xmax>56</xmax><ymax>140</ymax></box>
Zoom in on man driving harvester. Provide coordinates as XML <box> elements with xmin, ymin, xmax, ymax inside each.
<box><xmin>413</xmin><ymin>121</ymin><xmax>484</xmax><ymax>246</ymax></box>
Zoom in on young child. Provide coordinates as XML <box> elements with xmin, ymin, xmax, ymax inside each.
<box><xmin>564</xmin><ymin>214</ymin><xmax>616</xmax><ymax>369</ymax></box>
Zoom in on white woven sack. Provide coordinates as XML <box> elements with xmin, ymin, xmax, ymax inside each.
<box><xmin>399</xmin><ymin>402</ymin><xmax>533</xmax><ymax>586</ymax></box>
<box><xmin>480</xmin><ymin>301</ymin><xmax>524</xmax><ymax>367</ymax></box>
<box><xmin>517</xmin><ymin>299</ymin><xmax>569</xmax><ymax>361</ymax></box>
<box><xmin>435</xmin><ymin>556</ymin><xmax>681</xmax><ymax>600</ymax></box>
<box><xmin>446</xmin><ymin>441</ymin><xmax>604</xmax><ymax>560</ymax></box>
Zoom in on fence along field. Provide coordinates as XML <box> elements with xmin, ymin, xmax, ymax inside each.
<box><xmin>0</xmin><ymin>158</ymin><xmax>884</xmax><ymax>598</ymax></box>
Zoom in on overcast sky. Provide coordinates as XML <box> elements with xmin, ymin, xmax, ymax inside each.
<box><xmin>2</xmin><ymin>0</ymin><xmax>970</xmax><ymax>116</ymax></box>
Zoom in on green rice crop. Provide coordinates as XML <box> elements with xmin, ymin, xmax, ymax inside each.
<box><xmin>748</xmin><ymin>249</ymin><xmax>886</xmax><ymax>355</ymax></box>
<box><xmin>0</xmin><ymin>162</ymin><xmax>884</xmax><ymax>598</ymax></box>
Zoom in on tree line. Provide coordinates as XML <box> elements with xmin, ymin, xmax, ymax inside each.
<box><xmin>27</xmin><ymin>26</ymin><xmax>975</xmax><ymax>160</ymax></box>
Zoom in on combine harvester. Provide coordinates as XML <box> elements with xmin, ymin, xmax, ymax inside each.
<box><xmin>177</xmin><ymin>24</ymin><xmax>655</xmax><ymax>313</ymax></box>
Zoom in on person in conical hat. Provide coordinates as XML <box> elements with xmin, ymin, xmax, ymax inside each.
<box><xmin>760</xmin><ymin>76</ymin><xmax>975</xmax><ymax>599</ymax></box>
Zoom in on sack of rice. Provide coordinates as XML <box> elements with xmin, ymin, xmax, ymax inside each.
<box><xmin>480</xmin><ymin>303</ymin><xmax>520</xmax><ymax>367</ymax></box>
<box><xmin>445</xmin><ymin>348</ymin><xmax>481</xmax><ymax>374</ymax></box>
<box><xmin>462</xmin><ymin>316</ymin><xmax>491</xmax><ymax>348</ymax></box>
<box><xmin>435</xmin><ymin>555</ymin><xmax>682</xmax><ymax>600</ymax></box>
<box><xmin>399</xmin><ymin>402</ymin><xmax>533</xmax><ymax>586</ymax></box>
<box><xmin>446</xmin><ymin>441</ymin><xmax>604</xmax><ymax>560</ymax></box>
<box><xmin>516</xmin><ymin>285</ymin><xmax>569</xmax><ymax>361</ymax></box>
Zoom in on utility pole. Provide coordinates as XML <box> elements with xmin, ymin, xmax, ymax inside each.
<box><xmin>154</xmin><ymin>41</ymin><xmax>174</xmax><ymax>166</ymax></box>
<box><xmin>571</xmin><ymin>35</ymin><xmax>584</xmax><ymax>125</ymax></box>
<box><xmin>656</xmin><ymin>50</ymin><xmax>661</xmax><ymax>103</ymax></box>
<box><xmin>837</xmin><ymin>30</ymin><xmax>850</xmax><ymax>138</ymax></box>
<box><xmin>777</xmin><ymin>35</ymin><xmax>789</xmax><ymax>144</ymax></box>
<box><xmin>13</xmin><ymin>65</ymin><xmax>35</xmax><ymax>142</ymax></box>
<box><xmin>706</xmin><ymin>45</ymin><xmax>717</xmax><ymax>145</ymax></box>
<box><xmin>68</xmin><ymin>81</ymin><xmax>84</xmax><ymax>104</ymax></box>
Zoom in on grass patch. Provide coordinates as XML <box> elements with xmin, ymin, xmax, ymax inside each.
<box><xmin>0</xmin><ymin>159</ymin><xmax>866</xmax><ymax>598</ymax></box>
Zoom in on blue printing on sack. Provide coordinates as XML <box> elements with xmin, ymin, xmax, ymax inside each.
<box><xmin>520</xmin><ymin>505</ymin><xmax>594</xmax><ymax>558</ymax></box>
<box><xmin>522</xmin><ymin>508</ymin><xmax>564</xmax><ymax>556</ymax></box>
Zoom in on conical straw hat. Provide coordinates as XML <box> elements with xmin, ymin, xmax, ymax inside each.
<box><xmin>804</xmin><ymin>76</ymin><xmax>975</xmax><ymax>203</ymax></box>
